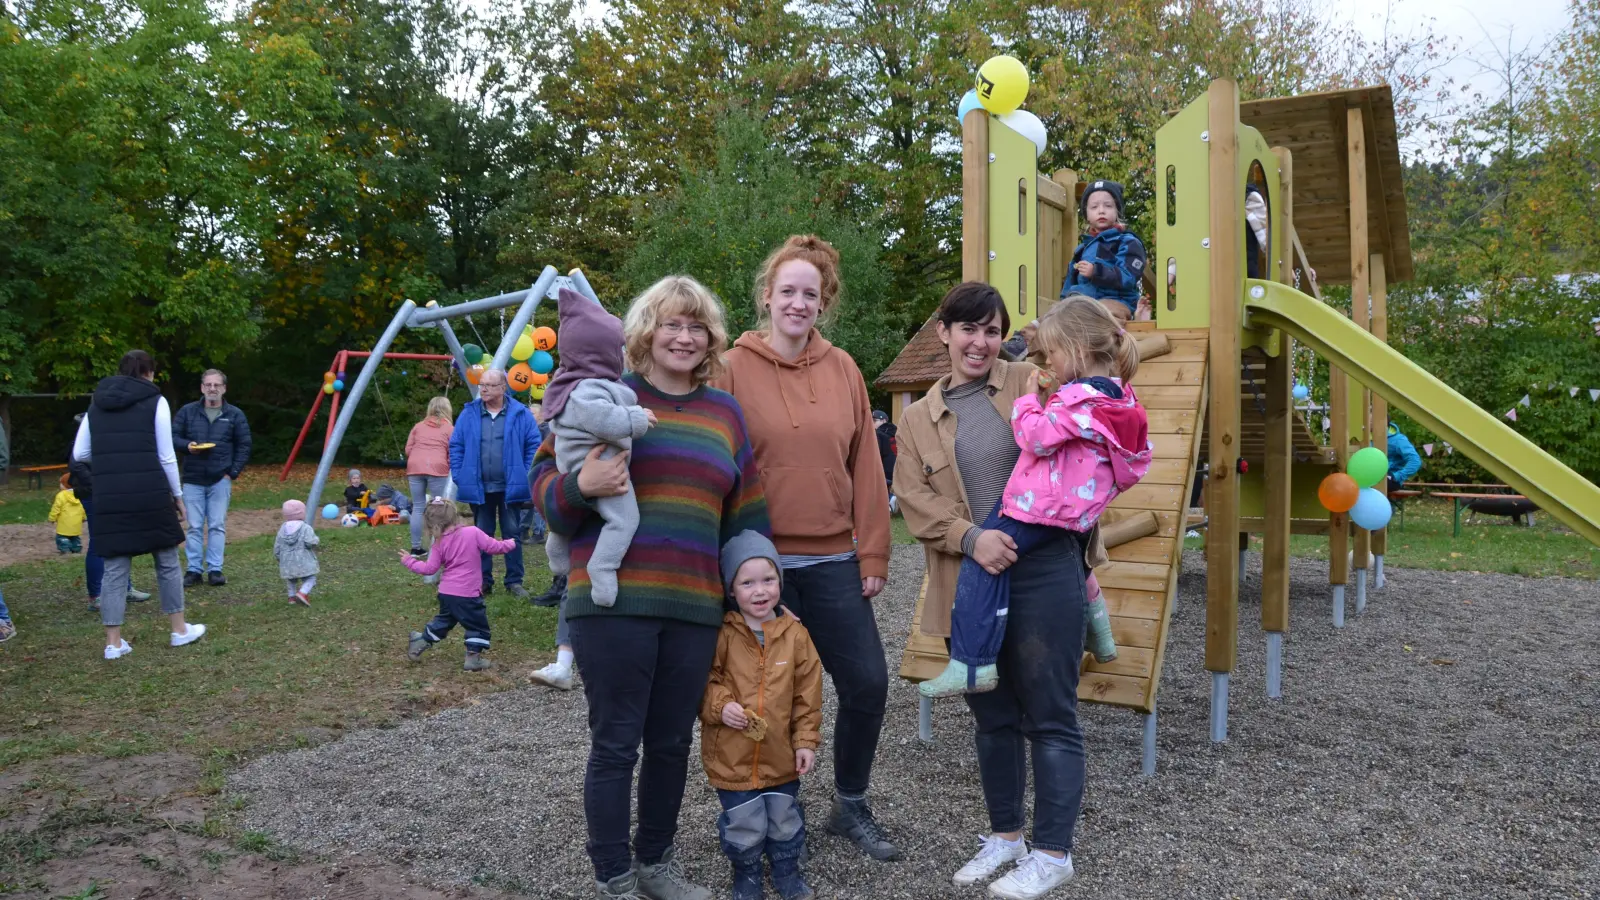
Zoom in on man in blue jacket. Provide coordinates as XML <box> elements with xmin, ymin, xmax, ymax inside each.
<box><xmin>449</xmin><ymin>368</ymin><xmax>542</xmax><ymax>598</ymax></box>
<box><xmin>173</xmin><ymin>369</ymin><xmax>251</xmax><ymax>586</ymax></box>
<box><xmin>1386</xmin><ymin>422</ymin><xmax>1422</xmax><ymax>494</ymax></box>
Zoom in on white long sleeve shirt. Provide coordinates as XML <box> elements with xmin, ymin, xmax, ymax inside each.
<box><xmin>73</xmin><ymin>397</ymin><xmax>183</xmax><ymax>498</ymax></box>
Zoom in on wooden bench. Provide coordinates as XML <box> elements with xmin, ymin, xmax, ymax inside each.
<box><xmin>1387</xmin><ymin>489</ymin><xmax>1422</xmax><ymax>531</ymax></box>
<box><xmin>20</xmin><ymin>464</ymin><xmax>68</xmax><ymax>490</ymax></box>
<box><xmin>1431</xmin><ymin>492</ymin><xmax>1534</xmax><ymax>536</ymax></box>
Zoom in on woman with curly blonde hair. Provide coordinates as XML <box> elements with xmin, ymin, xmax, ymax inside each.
<box><xmin>531</xmin><ymin>275</ymin><xmax>770</xmax><ymax>900</ymax></box>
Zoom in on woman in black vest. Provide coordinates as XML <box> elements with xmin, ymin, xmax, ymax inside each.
<box><xmin>72</xmin><ymin>350</ymin><xmax>207</xmax><ymax>660</ymax></box>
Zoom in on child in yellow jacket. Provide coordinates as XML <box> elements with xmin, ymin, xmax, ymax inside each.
<box><xmin>702</xmin><ymin>531</ymin><xmax>823</xmax><ymax>900</ymax></box>
<box><xmin>49</xmin><ymin>474</ymin><xmax>86</xmax><ymax>554</ymax></box>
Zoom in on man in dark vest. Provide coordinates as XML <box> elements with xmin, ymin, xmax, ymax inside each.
<box><xmin>173</xmin><ymin>368</ymin><xmax>251</xmax><ymax>586</ymax></box>
<box><xmin>72</xmin><ymin>350</ymin><xmax>208</xmax><ymax>660</ymax></box>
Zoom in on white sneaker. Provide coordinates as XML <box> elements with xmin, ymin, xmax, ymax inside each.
<box><xmin>104</xmin><ymin>640</ymin><xmax>132</xmax><ymax>660</ymax></box>
<box><xmin>529</xmin><ymin>662</ymin><xmax>574</xmax><ymax>690</ymax></box>
<box><xmin>170</xmin><ymin>623</ymin><xmax>207</xmax><ymax>647</ymax></box>
<box><xmin>988</xmin><ymin>850</ymin><xmax>1075</xmax><ymax>899</ymax></box>
<box><xmin>954</xmin><ymin>834</ymin><xmax>1028</xmax><ymax>886</ymax></box>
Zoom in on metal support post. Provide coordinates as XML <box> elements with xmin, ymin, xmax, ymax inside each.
<box><xmin>432</xmin><ymin>318</ymin><xmax>476</xmax><ymax>401</ymax></box>
<box><xmin>306</xmin><ymin>300</ymin><xmax>417</xmax><ymax>520</ymax></box>
<box><xmin>918</xmin><ymin>696</ymin><xmax>933</xmax><ymax>744</ymax></box>
<box><xmin>1209</xmin><ymin>672</ymin><xmax>1229</xmax><ymax>743</ymax></box>
<box><xmin>1265</xmin><ymin>632</ymin><xmax>1283</xmax><ymax>699</ymax></box>
<box><xmin>1332</xmin><ymin>585</ymin><xmax>1346</xmax><ymax>628</ymax></box>
<box><xmin>1355</xmin><ymin>568</ymin><xmax>1368</xmax><ymax>614</ymax></box>
<box><xmin>1374</xmin><ymin>555</ymin><xmax>1385</xmax><ymax>589</ymax></box>
<box><xmin>488</xmin><ymin>268</ymin><xmax>559</xmax><ymax>373</ymax></box>
<box><xmin>568</xmin><ymin>268</ymin><xmax>603</xmax><ymax>305</ymax></box>
<box><xmin>1141</xmin><ymin>709</ymin><xmax>1158</xmax><ymax>776</ymax></box>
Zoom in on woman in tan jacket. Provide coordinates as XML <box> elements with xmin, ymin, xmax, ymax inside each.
<box><xmin>895</xmin><ymin>282</ymin><xmax>1108</xmax><ymax>900</ymax></box>
<box><xmin>714</xmin><ymin>234</ymin><xmax>897</xmax><ymax>862</ymax></box>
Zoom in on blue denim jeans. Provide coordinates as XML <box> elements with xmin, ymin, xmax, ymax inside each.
<box><xmin>964</xmin><ymin>529</ymin><xmax>1087</xmax><ymax>853</ymax></box>
<box><xmin>951</xmin><ymin>506</ymin><xmax>1061</xmax><ymax>667</ymax></box>
<box><xmin>0</xmin><ymin>585</ymin><xmax>9</xmax><ymax>622</ymax></box>
<box><xmin>470</xmin><ymin>492</ymin><xmax>525</xmax><ymax>589</ymax></box>
<box><xmin>408</xmin><ymin>474</ymin><xmax>450</xmax><ymax>550</ymax></box>
<box><xmin>82</xmin><ymin>495</ymin><xmax>104</xmax><ymax>599</ymax></box>
<box><xmin>181</xmin><ymin>478</ymin><xmax>233</xmax><ymax>573</ymax></box>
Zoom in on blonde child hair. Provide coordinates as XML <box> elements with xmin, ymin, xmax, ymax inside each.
<box><xmin>1032</xmin><ymin>294</ymin><xmax>1141</xmax><ymax>384</ymax></box>
<box><xmin>421</xmin><ymin>497</ymin><xmax>463</xmax><ymax>547</ymax></box>
<box><xmin>425</xmin><ymin>396</ymin><xmax>453</xmax><ymax>423</ymax></box>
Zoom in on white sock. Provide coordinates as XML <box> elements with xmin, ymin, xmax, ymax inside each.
<box><xmin>995</xmin><ymin>835</ymin><xmax>1024</xmax><ymax>847</ymax></box>
<box><xmin>556</xmin><ymin>647</ymin><xmax>574</xmax><ymax>668</ymax></box>
<box><xmin>1035</xmin><ymin>850</ymin><xmax>1070</xmax><ymax>867</ymax></box>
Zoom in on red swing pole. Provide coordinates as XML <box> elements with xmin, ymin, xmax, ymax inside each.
<box><xmin>280</xmin><ymin>351</ymin><xmax>344</xmax><ymax>482</ymax></box>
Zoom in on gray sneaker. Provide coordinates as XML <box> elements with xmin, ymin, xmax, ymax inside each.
<box><xmin>463</xmin><ymin>650</ymin><xmax>493</xmax><ymax>672</ymax></box>
<box><xmin>506</xmin><ymin>583</ymin><xmax>530</xmax><ymax>600</ymax></box>
<box><xmin>597</xmin><ymin>870</ymin><xmax>650</xmax><ymax>899</ymax></box>
<box><xmin>635</xmin><ymin>845</ymin><xmax>712</xmax><ymax>900</ymax></box>
<box><xmin>827</xmin><ymin>795</ymin><xmax>900</xmax><ymax>861</ymax></box>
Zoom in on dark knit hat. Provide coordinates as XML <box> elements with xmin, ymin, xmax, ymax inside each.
<box><xmin>1080</xmin><ymin>179</ymin><xmax>1125</xmax><ymax>218</ymax></box>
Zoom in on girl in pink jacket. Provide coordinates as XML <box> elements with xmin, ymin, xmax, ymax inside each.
<box><xmin>921</xmin><ymin>296</ymin><xmax>1151</xmax><ymax>699</ymax></box>
<box><xmin>399</xmin><ymin>498</ymin><xmax>516</xmax><ymax>671</ymax></box>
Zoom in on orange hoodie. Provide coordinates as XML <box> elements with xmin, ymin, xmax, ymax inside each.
<box><xmin>715</xmin><ymin>331</ymin><xmax>891</xmax><ymax>579</ymax></box>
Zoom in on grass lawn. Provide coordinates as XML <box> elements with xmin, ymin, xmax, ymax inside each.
<box><xmin>0</xmin><ymin>523</ymin><xmax>562</xmax><ymax>773</ymax></box>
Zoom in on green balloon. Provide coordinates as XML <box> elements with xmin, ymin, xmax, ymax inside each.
<box><xmin>462</xmin><ymin>343</ymin><xmax>484</xmax><ymax>364</ymax></box>
<box><xmin>1347</xmin><ymin>446</ymin><xmax>1388</xmax><ymax>489</ymax></box>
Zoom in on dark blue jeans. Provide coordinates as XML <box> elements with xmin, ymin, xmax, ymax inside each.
<box><xmin>421</xmin><ymin>592</ymin><xmax>491</xmax><ymax>651</ymax></box>
<box><xmin>779</xmin><ymin>559</ymin><xmax>887</xmax><ymax>797</ymax></box>
<box><xmin>951</xmin><ymin>507</ymin><xmax>1062</xmax><ymax>667</ymax></box>
<box><xmin>82</xmin><ymin>495</ymin><xmax>104</xmax><ymax>599</ymax></box>
<box><xmin>470</xmin><ymin>492</ymin><xmax>525</xmax><ymax>589</ymax></box>
<box><xmin>716</xmin><ymin>778</ymin><xmax>800</xmax><ymax>811</ymax></box>
<box><xmin>964</xmin><ymin>530</ymin><xmax>1088</xmax><ymax>853</ymax></box>
<box><xmin>569</xmin><ymin>614</ymin><xmax>720</xmax><ymax>881</ymax></box>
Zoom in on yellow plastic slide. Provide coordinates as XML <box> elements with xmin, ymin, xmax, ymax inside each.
<box><xmin>1243</xmin><ymin>279</ymin><xmax>1600</xmax><ymax>546</ymax></box>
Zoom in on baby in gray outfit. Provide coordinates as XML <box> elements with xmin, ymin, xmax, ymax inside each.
<box><xmin>541</xmin><ymin>288</ymin><xmax>654</xmax><ymax>606</ymax></box>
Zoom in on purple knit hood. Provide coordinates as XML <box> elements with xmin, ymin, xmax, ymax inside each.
<box><xmin>540</xmin><ymin>287</ymin><xmax>625</xmax><ymax>422</ymax></box>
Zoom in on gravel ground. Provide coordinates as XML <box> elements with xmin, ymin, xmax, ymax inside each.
<box><xmin>231</xmin><ymin>546</ymin><xmax>1600</xmax><ymax>898</ymax></box>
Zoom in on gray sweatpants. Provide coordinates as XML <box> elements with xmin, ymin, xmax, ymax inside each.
<box><xmin>101</xmin><ymin>548</ymin><xmax>184</xmax><ymax>627</ymax></box>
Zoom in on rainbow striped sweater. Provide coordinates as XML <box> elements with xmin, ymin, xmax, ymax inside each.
<box><xmin>532</xmin><ymin>374</ymin><xmax>770</xmax><ymax>627</ymax></box>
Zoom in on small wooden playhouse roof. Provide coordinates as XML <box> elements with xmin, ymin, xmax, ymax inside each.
<box><xmin>875</xmin><ymin>316</ymin><xmax>947</xmax><ymax>389</ymax></box>
<box><xmin>1239</xmin><ymin>85</ymin><xmax>1414</xmax><ymax>285</ymax></box>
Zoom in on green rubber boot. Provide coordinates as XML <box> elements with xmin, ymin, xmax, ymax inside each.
<box><xmin>918</xmin><ymin>660</ymin><xmax>998</xmax><ymax>699</ymax></box>
<box><xmin>1086</xmin><ymin>592</ymin><xmax>1118</xmax><ymax>663</ymax></box>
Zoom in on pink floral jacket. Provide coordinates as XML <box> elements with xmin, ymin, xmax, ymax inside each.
<box><xmin>1002</xmin><ymin>379</ymin><xmax>1152</xmax><ymax>531</ymax></box>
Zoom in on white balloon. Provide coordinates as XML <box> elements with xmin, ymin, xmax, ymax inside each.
<box><xmin>998</xmin><ymin>109</ymin><xmax>1047</xmax><ymax>157</ymax></box>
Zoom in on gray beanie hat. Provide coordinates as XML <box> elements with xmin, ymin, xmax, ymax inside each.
<box><xmin>720</xmin><ymin>530</ymin><xmax>783</xmax><ymax>596</ymax></box>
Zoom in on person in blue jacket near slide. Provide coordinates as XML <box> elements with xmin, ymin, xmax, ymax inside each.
<box><xmin>1386</xmin><ymin>422</ymin><xmax>1422</xmax><ymax>494</ymax></box>
<box><xmin>1060</xmin><ymin>179</ymin><xmax>1147</xmax><ymax>322</ymax></box>
<box><xmin>449</xmin><ymin>368</ymin><xmax>542</xmax><ymax>598</ymax></box>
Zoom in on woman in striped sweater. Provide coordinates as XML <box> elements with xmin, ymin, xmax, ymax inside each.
<box><xmin>532</xmin><ymin>276</ymin><xmax>770</xmax><ymax>900</ymax></box>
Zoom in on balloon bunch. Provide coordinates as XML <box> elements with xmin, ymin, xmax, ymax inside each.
<box><xmin>1317</xmin><ymin>447</ymin><xmax>1393</xmax><ymax>530</ymax></box>
<box><xmin>321</xmin><ymin>370</ymin><xmax>347</xmax><ymax>395</ymax></box>
<box><xmin>509</xmin><ymin>323</ymin><xmax>558</xmax><ymax>402</ymax></box>
<box><xmin>957</xmin><ymin>55</ymin><xmax>1047</xmax><ymax>157</ymax></box>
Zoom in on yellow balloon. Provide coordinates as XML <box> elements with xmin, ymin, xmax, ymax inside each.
<box><xmin>511</xmin><ymin>334</ymin><xmax>535</xmax><ymax>361</ymax></box>
<box><xmin>531</xmin><ymin>384</ymin><xmax>546</xmax><ymax>400</ymax></box>
<box><xmin>976</xmin><ymin>55</ymin><xmax>1029</xmax><ymax>115</ymax></box>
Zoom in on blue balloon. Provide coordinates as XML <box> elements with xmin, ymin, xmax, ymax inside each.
<box><xmin>321</xmin><ymin>503</ymin><xmax>339</xmax><ymax>520</ymax></box>
<box><xmin>332</xmin><ymin>379</ymin><xmax>345</xmax><ymax>391</ymax></box>
<box><xmin>957</xmin><ymin>89</ymin><xmax>983</xmax><ymax>125</ymax></box>
<box><xmin>530</xmin><ymin>350</ymin><xmax>555</xmax><ymax>375</ymax></box>
<box><xmin>1349</xmin><ymin>487</ymin><xmax>1392</xmax><ymax>530</ymax></box>
<box><xmin>1292</xmin><ymin>383</ymin><xmax>1309</xmax><ymax>401</ymax></box>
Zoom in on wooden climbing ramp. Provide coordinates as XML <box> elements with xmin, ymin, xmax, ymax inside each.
<box><xmin>900</xmin><ymin>325</ymin><xmax>1209</xmax><ymax>726</ymax></box>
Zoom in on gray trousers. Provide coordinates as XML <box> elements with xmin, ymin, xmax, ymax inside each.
<box><xmin>101</xmin><ymin>547</ymin><xmax>184</xmax><ymax>627</ymax></box>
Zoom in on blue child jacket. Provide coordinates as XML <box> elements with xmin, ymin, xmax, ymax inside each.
<box><xmin>448</xmin><ymin>398</ymin><xmax>541</xmax><ymax>505</ymax></box>
<box><xmin>1061</xmin><ymin>228</ymin><xmax>1147</xmax><ymax>313</ymax></box>
<box><xmin>1387</xmin><ymin>429</ymin><xmax>1422</xmax><ymax>485</ymax></box>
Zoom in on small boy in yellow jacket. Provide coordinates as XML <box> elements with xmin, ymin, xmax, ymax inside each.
<box><xmin>702</xmin><ymin>531</ymin><xmax>824</xmax><ymax>900</ymax></box>
<box><xmin>49</xmin><ymin>474</ymin><xmax>86</xmax><ymax>554</ymax></box>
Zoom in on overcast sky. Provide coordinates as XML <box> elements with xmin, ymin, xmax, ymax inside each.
<box><xmin>1344</xmin><ymin>0</ymin><xmax>1572</xmax><ymax>89</ymax></box>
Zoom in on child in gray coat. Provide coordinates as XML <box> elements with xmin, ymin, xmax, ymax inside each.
<box><xmin>275</xmin><ymin>499</ymin><xmax>320</xmax><ymax>606</ymax></box>
<box><xmin>540</xmin><ymin>288</ymin><xmax>655</xmax><ymax>606</ymax></box>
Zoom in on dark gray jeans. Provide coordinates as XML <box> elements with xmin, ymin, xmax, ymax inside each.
<box><xmin>964</xmin><ymin>531</ymin><xmax>1087</xmax><ymax>853</ymax></box>
<box><xmin>779</xmin><ymin>559</ymin><xmax>888</xmax><ymax>797</ymax></box>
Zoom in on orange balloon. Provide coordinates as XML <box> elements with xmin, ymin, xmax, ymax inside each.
<box><xmin>508</xmin><ymin>363</ymin><xmax>535</xmax><ymax>392</ymax></box>
<box><xmin>533</xmin><ymin>326</ymin><xmax>558</xmax><ymax>351</ymax></box>
<box><xmin>465</xmin><ymin>363</ymin><xmax>486</xmax><ymax>385</ymax></box>
<box><xmin>529</xmin><ymin>370</ymin><xmax>549</xmax><ymax>387</ymax></box>
<box><xmin>1318</xmin><ymin>473</ymin><xmax>1360</xmax><ymax>513</ymax></box>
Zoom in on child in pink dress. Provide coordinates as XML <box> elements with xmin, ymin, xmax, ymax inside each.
<box><xmin>922</xmin><ymin>296</ymin><xmax>1152</xmax><ymax>698</ymax></box>
<box><xmin>399</xmin><ymin>498</ymin><xmax>517</xmax><ymax>671</ymax></box>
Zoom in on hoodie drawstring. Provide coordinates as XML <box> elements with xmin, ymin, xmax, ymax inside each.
<box><xmin>773</xmin><ymin>357</ymin><xmax>799</xmax><ymax>428</ymax></box>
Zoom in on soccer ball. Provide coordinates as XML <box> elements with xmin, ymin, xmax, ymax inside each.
<box><xmin>339</xmin><ymin>513</ymin><xmax>361</xmax><ymax>528</ymax></box>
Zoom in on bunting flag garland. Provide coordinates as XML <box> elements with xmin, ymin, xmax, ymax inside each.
<box><xmin>1444</xmin><ymin>443</ymin><xmax>1454</xmax><ymax>455</ymax></box>
<box><xmin>1423</xmin><ymin>443</ymin><xmax>1434</xmax><ymax>456</ymax></box>
<box><xmin>1592</xmin><ymin>389</ymin><xmax>1600</xmax><ymax>402</ymax></box>
<box><xmin>1572</xmin><ymin>387</ymin><xmax>1581</xmax><ymax>397</ymax></box>
<box><xmin>1506</xmin><ymin>408</ymin><xmax>1519</xmax><ymax>422</ymax></box>
<box><xmin>1519</xmin><ymin>394</ymin><xmax>1531</xmax><ymax>407</ymax></box>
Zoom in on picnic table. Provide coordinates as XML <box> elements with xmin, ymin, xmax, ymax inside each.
<box><xmin>1430</xmin><ymin>491</ymin><xmax>1533</xmax><ymax>537</ymax></box>
<box><xmin>19</xmin><ymin>464</ymin><xmax>68</xmax><ymax>490</ymax></box>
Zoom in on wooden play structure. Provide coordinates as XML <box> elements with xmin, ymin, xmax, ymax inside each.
<box><xmin>884</xmin><ymin>79</ymin><xmax>1600</xmax><ymax>774</ymax></box>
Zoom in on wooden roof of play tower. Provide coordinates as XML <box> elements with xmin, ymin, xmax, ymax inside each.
<box><xmin>1239</xmin><ymin>85</ymin><xmax>1413</xmax><ymax>285</ymax></box>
